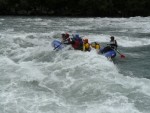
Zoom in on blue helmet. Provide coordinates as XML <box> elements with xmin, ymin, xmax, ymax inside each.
<box><xmin>75</xmin><ymin>34</ymin><xmax>79</xmax><ymax>38</ymax></box>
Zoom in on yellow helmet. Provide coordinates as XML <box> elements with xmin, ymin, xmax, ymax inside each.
<box><xmin>83</xmin><ymin>38</ymin><xmax>88</xmax><ymax>43</ymax></box>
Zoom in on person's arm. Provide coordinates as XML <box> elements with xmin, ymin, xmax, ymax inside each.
<box><xmin>115</xmin><ymin>40</ymin><xmax>118</xmax><ymax>48</ymax></box>
<box><xmin>64</xmin><ymin>40</ymin><xmax>75</xmax><ymax>45</ymax></box>
<box><xmin>83</xmin><ymin>44</ymin><xmax>85</xmax><ymax>51</ymax></box>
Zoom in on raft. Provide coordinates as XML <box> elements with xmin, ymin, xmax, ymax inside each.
<box><xmin>51</xmin><ymin>40</ymin><xmax>64</xmax><ymax>50</ymax></box>
<box><xmin>100</xmin><ymin>47</ymin><xmax>116</xmax><ymax>58</ymax></box>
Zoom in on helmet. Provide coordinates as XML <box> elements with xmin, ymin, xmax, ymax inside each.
<box><xmin>75</xmin><ymin>34</ymin><xmax>79</xmax><ymax>38</ymax></box>
<box><xmin>61</xmin><ymin>33</ymin><xmax>65</xmax><ymax>37</ymax></box>
<box><xmin>83</xmin><ymin>38</ymin><xmax>88</xmax><ymax>43</ymax></box>
<box><xmin>110</xmin><ymin>36</ymin><xmax>114</xmax><ymax>40</ymax></box>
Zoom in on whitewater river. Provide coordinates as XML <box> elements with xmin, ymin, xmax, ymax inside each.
<box><xmin>0</xmin><ymin>16</ymin><xmax>150</xmax><ymax>113</ymax></box>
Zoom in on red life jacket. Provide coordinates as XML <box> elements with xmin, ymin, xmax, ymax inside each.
<box><xmin>72</xmin><ymin>40</ymin><xmax>81</xmax><ymax>49</ymax></box>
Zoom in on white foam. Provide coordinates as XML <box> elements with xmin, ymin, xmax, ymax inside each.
<box><xmin>22</xmin><ymin>18</ymin><xmax>43</xmax><ymax>22</ymax></box>
<box><xmin>84</xmin><ymin>34</ymin><xmax>150</xmax><ymax>47</ymax></box>
<box><xmin>17</xmin><ymin>61</ymin><xmax>46</xmax><ymax>82</ymax></box>
<box><xmin>1</xmin><ymin>17</ymin><xmax>150</xmax><ymax>113</ymax></box>
<box><xmin>0</xmin><ymin>18</ymin><xmax>4</xmax><ymax>21</ymax></box>
<box><xmin>69</xmin><ymin>25</ymin><xmax>92</xmax><ymax>30</ymax></box>
<box><xmin>33</xmin><ymin>22</ymin><xmax>48</xmax><ymax>26</ymax></box>
<box><xmin>49</xmin><ymin>50</ymin><xmax>150</xmax><ymax>112</ymax></box>
<box><xmin>86</xmin><ymin>102</ymin><xmax>141</xmax><ymax>113</ymax></box>
<box><xmin>5</xmin><ymin>28</ymin><xmax>14</xmax><ymax>32</ymax></box>
<box><xmin>118</xmin><ymin>37</ymin><xmax>150</xmax><ymax>47</ymax></box>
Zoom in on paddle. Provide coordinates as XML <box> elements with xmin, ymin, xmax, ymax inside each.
<box><xmin>53</xmin><ymin>43</ymin><xmax>62</xmax><ymax>50</ymax></box>
<box><xmin>115</xmin><ymin>49</ymin><xmax>125</xmax><ymax>58</ymax></box>
<box><xmin>53</xmin><ymin>37</ymin><xmax>70</xmax><ymax>50</ymax></box>
<box><xmin>107</xmin><ymin>44</ymin><xmax>125</xmax><ymax>59</ymax></box>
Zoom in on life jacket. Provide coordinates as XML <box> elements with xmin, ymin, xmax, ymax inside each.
<box><xmin>72</xmin><ymin>40</ymin><xmax>81</xmax><ymax>50</ymax></box>
<box><xmin>62</xmin><ymin>33</ymin><xmax>71</xmax><ymax>43</ymax></box>
<box><xmin>109</xmin><ymin>40</ymin><xmax>117</xmax><ymax>49</ymax></box>
<box><xmin>71</xmin><ymin>34</ymin><xmax>83</xmax><ymax>50</ymax></box>
<box><xmin>65</xmin><ymin>33</ymin><xmax>69</xmax><ymax>38</ymax></box>
<box><xmin>91</xmin><ymin>42</ymin><xmax>100</xmax><ymax>49</ymax></box>
<box><xmin>83</xmin><ymin>39</ymin><xmax>91</xmax><ymax>51</ymax></box>
<box><xmin>83</xmin><ymin>43</ymin><xmax>91</xmax><ymax>51</ymax></box>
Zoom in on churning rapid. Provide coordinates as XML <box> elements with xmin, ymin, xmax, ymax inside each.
<box><xmin>0</xmin><ymin>16</ymin><xmax>150</xmax><ymax>113</ymax></box>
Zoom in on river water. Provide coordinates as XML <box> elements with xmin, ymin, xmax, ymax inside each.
<box><xmin>0</xmin><ymin>16</ymin><xmax>150</xmax><ymax>113</ymax></box>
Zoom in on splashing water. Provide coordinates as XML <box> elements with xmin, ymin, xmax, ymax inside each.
<box><xmin>0</xmin><ymin>17</ymin><xmax>150</xmax><ymax>113</ymax></box>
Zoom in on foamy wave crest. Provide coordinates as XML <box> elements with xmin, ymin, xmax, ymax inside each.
<box><xmin>85</xmin><ymin>34</ymin><xmax>150</xmax><ymax>47</ymax></box>
<box><xmin>118</xmin><ymin>37</ymin><xmax>150</xmax><ymax>47</ymax></box>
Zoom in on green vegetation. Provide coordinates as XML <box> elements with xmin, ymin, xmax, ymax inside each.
<box><xmin>0</xmin><ymin>0</ymin><xmax>150</xmax><ymax>17</ymax></box>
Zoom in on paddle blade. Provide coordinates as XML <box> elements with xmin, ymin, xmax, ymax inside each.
<box><xmin>120</xmin><ymin>54</ymin><xmax>125</xmax><ymax>58</ymax></box>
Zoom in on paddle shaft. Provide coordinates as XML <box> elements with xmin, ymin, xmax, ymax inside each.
<box><xmin>115</xmin><ymin>49</ymin><xmax>125</xmax><ymax>58</ymax></box>
<box><xmin>53</xmin><ymin>38</ymin><xmax>70</xmax><ymax>50</ymax></box>
<box><xmin>116</xmin><ymin>49</ymin><xmax>121</xmax><ymax>55</ymax></box>
<box><xmin>53</xmin><ymin>43</ymin><xmax>62</xmax><ymax>50</ymax></box>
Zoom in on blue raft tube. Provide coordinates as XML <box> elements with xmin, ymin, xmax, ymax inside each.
<box><xmin>51</xmin><ymin>40</ymin><xmax>64</xmax><ymax>51</ymax></box>
<box><xmin>100</xmin><ymin>47</ymin><xmax>116</xmax><ymax>58</ymax></box>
